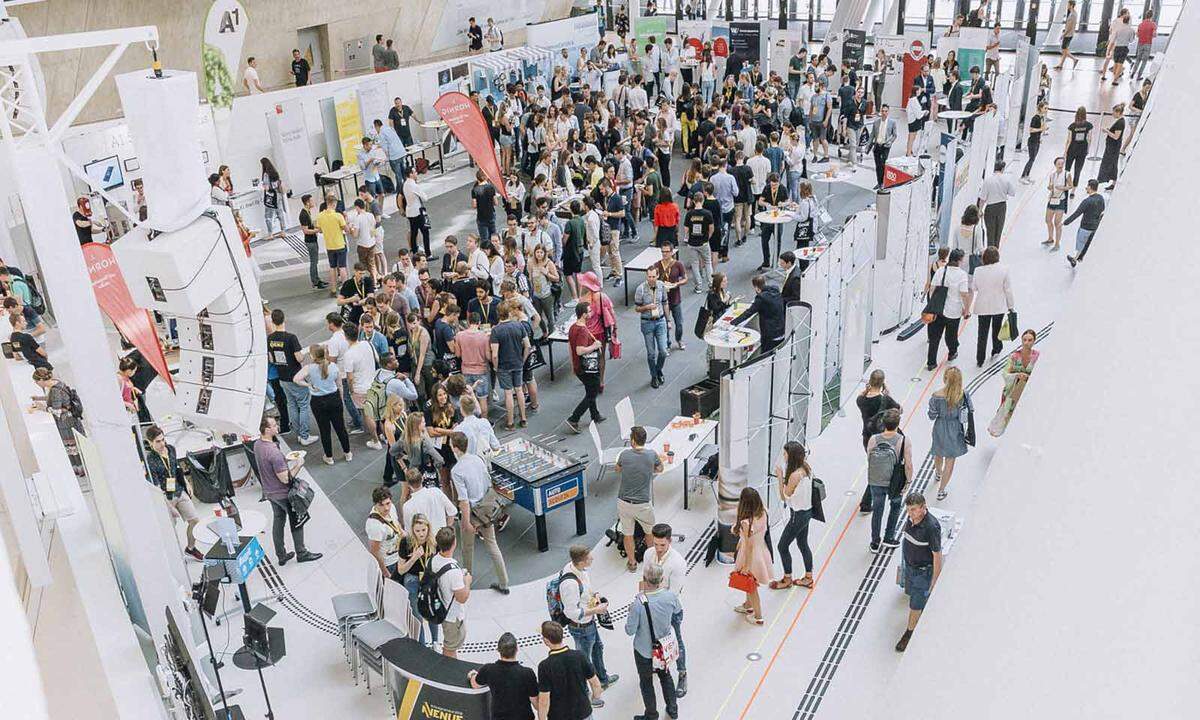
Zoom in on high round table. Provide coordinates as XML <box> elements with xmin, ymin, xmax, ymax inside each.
<box><xmin>754</xmin><ymin>209</ymin><xmax>799</xmax><ymax>267</ymax></box>
<box><xmin>704</xmin><ymin>302</ymin><xmax>760</xmax><ymax>365</ymax></box>
<box><xmin>939</xmin><ymin>109</ymin><xmax>974</xmax><ymax>136</ymax></box>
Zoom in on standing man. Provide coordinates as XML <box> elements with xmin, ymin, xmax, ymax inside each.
<box><xmin>624</xmin><ymin>564</ymin><xmax>682</xmax><ymax>720</ymax></box>
<box><xmin>471</xmin><ymin>170</ymin><xmax>500</xmax><ymax>242</ymax></box>
<box><xmin>389</xmin><ymin>97</ymin><xmax>416</xmax><ymax>147</ymax></box>
<box><xmin>633</xmin><ymin>267</ymin><xmax>669</xmax><ymax>388</ymax></box>
<box><xmin>779</xmin><ymin>250</ymin><xmax>803</xmax><ymax>304</ymax></box>
<box><xmin>290</xmin><ymin>49</ymin><xmax>311</xmax><ymax>87</ymax></box>
<box><xmin>316</xmin><ymin>195</ymin><xmax>349</xmax><ymax>289</ymax></box>
<box><xmin>733</xmin><ymin>274</ymin><xmax>786</xmax><ymax>354</ymax></box>
<box><xmin>600</xmin><ymin>181</ymin><xmax>626</xmax><ymax>285</ymax></box>
<box><xmin>383</xmin><ymin>39</ymin><xmax>400</xmax><ymax>71</ymax></box>
<box><xmin>372</xmin><ymin>34</ymin><xmax>387</xmax><ymax>73</ymax></box>
<box><xmin>558</xmin><ymin>546</ymin><xmax>620</xmax><ymax>692</ymax></box>
<box><xmin>865</xmin><ymin>409</ymin><xmax>912</xmax><ymax>551</ymax></box>
<box><xmin>654</xmin><ymin>242</ymin><xmax>688</xmax><ymax>351</ymax></box>
<box><xmin>536</xmin><ymin>621</ymin><xmax>605</xmax><ymax>718</ymax></box>
<box><xmin>254</xmin><ymin>416</ymin><xmax>323</xmax><ymax>565</ymax></box>
<box><xmin>484</xmin><ymin>18</ymin><xmax>505</xmax><ymax>52</ymax></box>
<box><xmin>787</xmin><ymin>46</ymin><xmax>808</xmax><ymax>101</ymax></box>
<box><xmin>869</xmin><ymin>105</ymin><xmax>897</xmax><ymax>190</ymax></box>
<box><xmin>614</xmin><ymin>426</ymin><xmax>663</xmax><ymax>571</ymax></box>
<box><xmin>144</xmin><ymin>426</ymin><xmax>205</xmax><ymax>561</ymax></box>
<box><xmin>467</xmin><ymin>633</ymin><xmax>538</xmax><ymax>719</ymax></box>
<box><xmin>641</xmin><ymin>524</ymin><xmax>689</xmax><ymax>696</ymax></box>
<box><xmin>614</xmin><ymin>146</ymin><xmax>638</xmax><ymax>242</ymax></box>
<box><xmin>372</xmin><ymin>119</ymin><xmax>408</xmax><ymax>184</ymax></box>
<box><xmin>267</xmin><ymin>309</ymin><xmax>318</xmax><ymax>448</ymax></box>
<box><xmin>340</xmin><ymin>321</ymin><xmax>375</xmax><ymax>436</ymax></box>
<box><xmin>491</xmin><ymin>303</ymin><xmax>532</xmax><ymax>429</ymax></box>
<box><xmin>359</xmin><ymin>137</ymin><xmax>386</xmax><ymax>196</ymax></box>
<box><xmin>731</xmin><ymin>152</ymin><xmax>755</xmax><ymax>248</ymax></box>
<box><xmin>429</xmin><ymin>527</ymin><xmax>471</xmax><ymax>658</ymax></box>
<box><xmin>297</xmin><ymin>194</ymin><xmax>327</xmax><ymax>289</ymax></box>
<box><xmin>808</xmin><ymin>82</ymin><xmax>832</xmax><ymax>163</ymax></box>
<box><xmin>450</xmin><ymin>432</ymin><xmax>511</xmax><ymax>594</ymax></box>
<box><xmin>467</xmin><ymin>17</ymin><xmax>484</xmax><ymax>53</ymax></box>
<box><xmin>1064</xmin><ymin>179</ymin><xmax>1105</xmax><ymax>267</ymax></box>
<box><xmin>977</xmin><ymin>160</ymin><xmax>1015</xmax><ymax>247</ymax></box>
<box><xmin>682</xmin><ymin>194</ymin><xmax>713</xmax><ymax>293</ymax></box>
<box><xmin>895</xmin><ymin>493</ymin><xmax>943</xmax><ymax>652</ymax></box>
<box><xmin>242</xmin><ymin>57</ymin><xmax>265</xmax><ymax>94</ymax></box>
<box><xmin>710</xmin><ymin>159</ymin><xmax>738</xmax><ymax>261</ymax></box>
<box><xmin>1056</xmin><ymin>0</ymin><xmax>1079</xmax><ymax>70</ymax></box>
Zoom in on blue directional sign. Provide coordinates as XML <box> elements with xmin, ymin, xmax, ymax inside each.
<box><xmin>236</xmin><ymin>536</ymin><xmax>265</xmax><ymax>582</ymax></box>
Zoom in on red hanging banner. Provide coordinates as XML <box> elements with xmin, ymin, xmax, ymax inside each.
<box><xmin>433</xmin><ymin>91</ymin><xmax>508</xmax><ymax>200</ymax></box>
<box><xmin>81</xmin><ymin>243</ymin><xmax>174</xmax><ymax>391</ymax></box>
<box><xmin>883</xmin><ymin>164</ymin><xmax>917</xmax><ymax>189</ymax></box>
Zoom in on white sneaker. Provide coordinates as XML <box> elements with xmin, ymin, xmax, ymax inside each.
<box><xmin>323</xmin><ymin>456</ymin><xmax>334</xmax><ymax>466</ymax></box>
<box><xmin>298</xmin><ymin>435</ymin><xmax>319</xmax><ymax>446</ymax></box>
<box><xmin>365</xmin><ymin>440</ymin><xmax>383</xmax><ymax>450</ymax></box>
<box><xmin>344</xmin><ymin>452</ymin><xmax>354</xmax><ymax>462</ymax></box>
<box><xmin>348</xmin><ymin>427</ymin><xmax>365</xmax><ymax>435</ymax></box>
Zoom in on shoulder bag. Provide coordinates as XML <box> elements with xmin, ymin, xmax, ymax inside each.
<box><xmin>578</xmin><ymin>327</ymin><xmax>602</xmax><ymax>375</ymax></box>
<box><xmin>962</xmin><ymin>394</ymin><xmax>977</xmax><ymax>447</ymax></box>
<box><xmin>968</xmin><ymin>225</ymin><xmax>983</xmax><ymax>275</ymax></box>
<box><xmin>921</xmin><ymin>266</ymin><xmax>950</xmax><ymax>324</ymax></box>
<box><xmin>887</xmin><ymin>435</ymin><xmax>908</xmax><ymax>497</ymax></box>
<box><xmin>641</xmin><ymin>595</ymin><xmax>680</xmax><ymax>670</ymax></box>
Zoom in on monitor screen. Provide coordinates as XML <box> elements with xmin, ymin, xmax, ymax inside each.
<box><xmin>83</xmin><ymin>155</ymin><xmax>124</xmax><ymax>191</ymax></box>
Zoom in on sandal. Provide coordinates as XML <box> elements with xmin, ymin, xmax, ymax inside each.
<box><xmin>794</xmin><ymin>576</ymin><xmax>814</xmax><ymax>588</ymax></box>
<box><xmin>744</xmin><ymin>614</ymin><xmax>764</xmax><ymax>626</ymax></box>
<box><xmin>769</xmin><ymin>577</ymin><xmax>792</xmax><ymax>590</ymax></box>
<box><xmin>732</xmin><ymin>605</ymin><xmax>751</xmax><ymax>614</ymax></box>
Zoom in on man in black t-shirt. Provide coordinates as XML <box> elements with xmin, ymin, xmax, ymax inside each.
<box><xmin>683</xmin><ymin>194</ymin><xmax>714</xmax><ymax>293</ymax></box>
<box><xmin>290</xmin><ymin>49</ymin><xmax>310</xmax><ymax>86</ymax></box>
<box><xmin>469</xmin><ymin>632</ymin><xmax>537</xmax><ymax>720</ymax></box>
<box><xmin>895</xmin><ymin>492</ymin><xmax>943</xmax><ymax>652</ymax></box>
<box><xmin>338</xmin><ymin>263</ymin><xmax>375</xmax><ymax>326</ymax></box>
<box><xmin>471</xmin><ymin>170</ymin><xmax>499</xmax><ymax>241</ymax></box>
<box><xmin>537</xmin><ymin>621</ymin><xmax>604</xmax><ymax>720</ymax></box>
<box><xmin>388</xmin><ymin>97</ymin><xmax>415</xmax><ymax>146</ymax></box>
<box><xmin>467</xmin><ymin>17</ymin><xmax>484</xmax><ymax>52</ymax></box>
<box><xmin>9</xmin><ymin>313</ymin><xmax>51</xmax><ymax>369</ymax></box>
<box><xmin>298</xmin><ymin>194</ymin><xmax>327</xmax><ymax>289</ymax></box>
<box><xmin>432</xmin><ymin>304</ymin><xmax>460</xmax><ymax>366</ymax></box>
<box><xmin>267</xmin><ymin>309</ymin><xmax>318</xmax><ymax>446</ymax></box>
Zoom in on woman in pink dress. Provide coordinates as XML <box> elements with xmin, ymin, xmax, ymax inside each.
<box><xmin>733</xmin><ymin>487</ymin><xmax>773</xmax><ymax>625</ymax></box>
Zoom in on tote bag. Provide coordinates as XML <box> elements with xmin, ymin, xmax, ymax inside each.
<box><xmin>921</xmin><ymin>266</ymin><xmax>950</xmax><ymax>324</ymax></box>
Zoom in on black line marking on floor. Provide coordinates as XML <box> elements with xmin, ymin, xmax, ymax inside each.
<box><xmin>792</xmin><ymin>324</ymin><xmax>1054</xmax><ymax>719</ymax></box>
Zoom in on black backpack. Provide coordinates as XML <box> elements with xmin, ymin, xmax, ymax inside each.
<box><xmin>416</xmin><ymin>560</ymin><xmax>457</xmax><ymax>624</ymax></box>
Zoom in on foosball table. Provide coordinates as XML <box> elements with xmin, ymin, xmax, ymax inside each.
<box><xmin>489</xmin><ymin>438</ymin><xmax>587</xmax><ymax>552</ymax></box>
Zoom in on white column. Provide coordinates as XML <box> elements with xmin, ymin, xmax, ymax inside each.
<box><xmin>10</xmin><ymin>142</ymin><xmax>186</xmax><ymax>644</ymax></box>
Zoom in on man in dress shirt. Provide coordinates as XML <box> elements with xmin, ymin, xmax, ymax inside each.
<box><xmin>449</xmin><ymin>432</ymin><xmax>510</xmax><ymax>594</ymax></box>
<box><xmin>977</xmin><ymin>160</ymin><xmax>1016</xmax><ymax>248</ymax></box>
<box><xmin>870</xmin><ymin>105</ymin><xmax>898</xmax><ymax>189</ymax></box>
<box><xmin>453</xmin><ymin>395</ymin><xmax>499</xmax><ymax>456</ymax></box>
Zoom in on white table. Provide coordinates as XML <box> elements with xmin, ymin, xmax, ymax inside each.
<box><xmin>939</xmin><ymin>109</ymin><xmax>974</xmax><ymax>136</ymax></box>
<box><xmin>543</xmin><ymin>317</ymin><xmax>572</xmax><ymax>382</ymax></box>
<box><xmin>622</xmin><ymin>246</ymin><xmax>662</xmax><ymax>306</ymax></box>
<box><xmin>807</xmin><ymin>164</ymin><xmax>856</xmax><ymax>222</ymax></box>
<box><xmin>192</xmin><ymin>508</ymin><xmax>269</xmax><ymax>546</ymax></box>
<box><xmin>704</xmin><ymin>302</ymin><xmax>761</xmax><ymax>364</ymax></box>
<box><xmin>320</xmin><ymin>166</ymin><xmax>362</xmax><ymax>207</ymax></box>
<box><xmin>648</xmin><ymin>416</ymin><xmax>718</xmax><ymax>510</ymax></box>
<box><xmin>417</xmin><ymin>120</ymin><xmax>449</xmax><ymax>174</ymax></box>
<box><xmin>754</xmin><ymin>209</ymin><xmax>798</xmax><ymax>267</ymax></box>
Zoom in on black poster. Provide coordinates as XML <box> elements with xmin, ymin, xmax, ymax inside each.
<box><xmin>842</xmin><ymin>29</ymin><xmax>867</xmax><ymax>71</ymax></box>
<box><xmin>728</xmin><ymin>20</ymin><xmax>761</xmax><ymax>80</ymax></box>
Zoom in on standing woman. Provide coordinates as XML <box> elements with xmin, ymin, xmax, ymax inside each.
<box><xmin>928</xmin><ymin>366</ymin><xmax>971</xmax><ymax>501</ymax></box>
<box><xmin>987</xmin><ymin>329</ymin><xmax>1039</xmax><ymax>437</ymax></box>
<box><xmin>380</xmin><ymin>395</ymin><xmax>408</xmax><ymax>486</ymax></box>
<box><xmin>397</xmin><ymin>512</ymin><xmax>438</xmax><ymax>643</ymax></box>
<box><xmin>527</xmin><ymin>244</ymin><xmax>560</xmax><ymax>340</ymax></box>
<box><xmin>1020</xmin><ymin>101</ymin><xmax>1048</xmax><ymax>183</ymax></box>
<box><xmin>653</xmin><ymin>188</ymin><xmax>680</xmax><ymax>247</ymax></box>
<box><xmin>792</xmin><ymin>181</ymin><xmax>819</xmax><ymax>250</ymax></box>
<box><xmin>705</xmin><ymin>272</ymin><xmax>733</xmax><ymax>325</ymax></box>
<box><xmin>497</xmin><ymin>114</ymin><xmax>516</xmax><ymax>175</ymax></box>
<box><xmin>1063</xmin><ymin>106</ymin><xmax>1092</xmax><ymax>191</ymax></box>
<box><xmin>856</xmin><ymin>369</ymin><xmax>899</xmax><ymax>450</ymax></box>
<box><xmin>260</xmin><ymin>158</ymin><xmax>288</xmax><ymax>241</ymax></box>
<box><xmin>293</xmin><ymin>345</ymin><xmax>353</xmax><ymax>465</ymax></box>
<box><xmin>406</xmin><ymin>310</ymin><xmax>432</xmax><ymax>401</ymax></box>
<box><xmin>580</xmin><ymin>271</ymin><xmax>617</xmax><ymax>391</ymax></box>
<box><xmin>732</xmin><ymin>487</ymin><xmax>772</xmax><ymax>626</ymax></box>
<box><xmin>398</xmin><ymin>413</ymin><xmax>443</xmax><ymax>488</ymax></box>
<box><xmin>31</xmin><ymin>367</ymin><xmax>87</xmax><ymax>476</ymax></box>
<box><xmin>655</xmin><ymin>115</ymin><xmax>675</xmax><ymax>189</ymax></box>
<box><xmin>771</xmin><ymin>442</ymin><xmax>815</xmax><ymax>591</ymax></box>
<box><xmin>785</xmin><ymin>126</ymin><xmax>807</xmax><ymax>202</ymax></box>
<box><xmin>1044</xmin><ymin>157</ymin><xmax>1070</xmax><ymax>250</ymax></box>
<box><xmin>424</xmin><ymin>384</ymin><xmax>462</xmax><ymax>487</ymax></box>
<box><xmin>905</xmin><ymin>82</ymin><xmax>928</xmax><ymax>156</ymax></box>
<box><xmin>1097</xmin><ymin>103</ymin><xmax>1125</xmax><ymax>190</ymax></box>
<box><xmin>699</xmin><ymin>50</ymin><xmax>717</xmax><ymax>105</ymax></box>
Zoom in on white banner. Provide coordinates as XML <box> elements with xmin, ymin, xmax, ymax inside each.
<box><xmin>356</xmin><ymin>78</ymin><xmax>391</xmax><ymax>136</ymax></box>
<box><xmin>430</xmin><ymin>0</ymin><xmax>544</xmax><ymax>53</ymax></box>
<box><xmin>266</xmin><ymin>100</ymin><xmax>315</xmax><ymax>196</ymax></box>
<box><xmin>769</xmin><ymin>28</ymin><xmax>807</xmax><ymax>79</ymax></box>
<box><xmin>526</xmin><ymin>13</ymin><xmax>601</xmax><ymax>55</ymax></box>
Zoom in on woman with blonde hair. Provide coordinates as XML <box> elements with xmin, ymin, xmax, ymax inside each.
<box><xmin>397</xmin><ymin>511</ymin><xmax>438</xmax><ymax>644</ymax></box>
<box><xmin>380</xmin><ymin>394</ymin><xmax>408</xmax><ymax>488</ymax></box>
<box><xmin>732</xmin><ymin>487</ymin><xmax>773</xmax><ymax>625</ymax></box>
<box><xmin>928</xmin><ymin>366</ymin><xmax>971</xmax><ymax>500</ymax></box>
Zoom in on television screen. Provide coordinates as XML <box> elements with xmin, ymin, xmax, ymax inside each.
<box><xmin>83</xmin><ymin>155</ymin><xmax>124</xmax><ymax>191</ymax></box>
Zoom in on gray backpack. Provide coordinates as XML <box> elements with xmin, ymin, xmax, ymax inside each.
<box><xmin>867</xmin><ymin>436</ymin><xmax>899</xmax><ymax>488</ymax></box>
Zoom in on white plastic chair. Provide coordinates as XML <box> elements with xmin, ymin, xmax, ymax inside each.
<box><xmin>615</xmin><ymin>396</ymin><xmax>661</xmax><ymax>444</ymax></box>
<box><xmin>588</xmin><ymin>421</ymin><xmax>625</xmax><ymax>485</ymax></box>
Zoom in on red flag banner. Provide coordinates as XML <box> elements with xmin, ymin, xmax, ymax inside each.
<box><xmin>433</xmin><ymin>91</ymin><xmax>508</xmax><ymax>200</ymax></box>
<box><xmin>883</xmin><ymin>164</ymin><xmax>917</xmax><ymax>189</ymax></box>
<box><xmin>81</xmin><ymin>243</ymin><xmax>174</xmax><ymax>391</ymax></box>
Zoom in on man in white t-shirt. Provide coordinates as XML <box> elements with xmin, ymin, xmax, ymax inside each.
<box><xmin>401</xmin><ymin>468</ymin><xmax>457</xmax><ymax>533</ymax></box>
<box><xmin>358</xmin><ymin>137</ymin><xmax>387</xmax><ymax>196</ymax></box>
<box><xmin>347</xmin><ymin>200</ymin><xmax>379</xmax><ymax>276</ymax></box>
<box><xmin>324</xmin><ymin>313</ymin><xmax>350</xmax><ymax>363</ymax></box>
<box><xmin>926</xmin><ymin>248</ymin><xmax>973</xmax><ymax>371</ymax></box>
<box><xmin>366</xmin><ymin>487</ymin><xmax>404</xmax><ymax>576</ymax></box>
<box><xmin>453</xmin><ymin>396</ymin><xmax>499</xmax><ymax>456</ymax></box>
<box><xmin>242</xmin><ymin>57</ymin><xmax>265</xmax><ymax>94</ymax></box>
<box><xmin>429</xmin><ymin>527</ymin><xmax>471</xmax><ymax>658</ymax></box>
<box><xmin>640</xmin><ymin>522</ymin><xmax>690</xmax><ymax>695</ymax></box>
<box><xmin>340</xmin><ymin>324</ymin><xmax>376</xmax><ymax>435</ymax></box>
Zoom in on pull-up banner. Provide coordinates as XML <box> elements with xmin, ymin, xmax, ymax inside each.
<box><xmin>433</xmin><ymin>92</ymin><xmax>508</xmax><ymax>199</ymax></box>
<box><xmin>82</xmin><ymin>243</ymin><xmax>174</xmax><ymax>391</ymax></box>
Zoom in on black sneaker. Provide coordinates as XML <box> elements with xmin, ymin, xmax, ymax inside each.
<box><xmin>676</xmin><ymin>671</ymin><xmax>688</xmax><ymax>697</ymax></box>
<box><xmin>1067</xmin><ymin>255</ymin><xmax>1078</xmax><ymax>268</ymax></box>
<box><xmin>896</xmin><ymin>629</ymin><xmax>913</xmax><ymax>652</ymax></box>
<box><xmin>947</xmin><ymin>352</ymin><xmax>958</xmax><ymax>362</ymax></box>
<box><xmin>870</xmin><ymin>540</ymin><xmax>881</xmax><ymax>553</ymax></box>
<box><xmin>882</xmin><ymin>536</ymin><xmax>900</xmax><ymax>548</ymax></box>
<box><xmin>925</xmin><ymin>363</ymin><xmax>937</xmax><ymax>372</ymax></box>
<box><xmin>278</xmin><ymin>551</ymin><xmax>295</xmax><ymax>566</ymax></box>
<box><xmin>593</xmin><ymin>415</ymin><xmax>607</xmax><ymax>424</ymax></box>
<box><xmin>489</xmin><ymin>583</ymin><xmax>510</xmax><ymax>595</ymax></box>
<box><xmin>296</xmin><ymin>551</ymin><xmax>323</xmax><ymax>563</ymax></box>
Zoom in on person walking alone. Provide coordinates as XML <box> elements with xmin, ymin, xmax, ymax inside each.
<box><xmin>928</xmin><ymin>366</ymin><xmax>971</xmax><ymax>501</ymax></box>
<box><xmin>894</xmin><ymin>493</ymin><xmax>942</xmax><ymax>652</ymax></box>
<box><xmin>254</xmin><ymin>416</ymin><xmax>323</xmax><ymax>565</ymax></box>
<box><xmin>564</xmin><ymin>303</ymin><xmax>607</xmax><ymax>434</ymax></box>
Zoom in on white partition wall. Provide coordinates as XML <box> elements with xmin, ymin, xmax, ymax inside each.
<box><xmin>874</xmin><ymin>171</ymin><xmax>933</xmax><ymax>334</ymax></box>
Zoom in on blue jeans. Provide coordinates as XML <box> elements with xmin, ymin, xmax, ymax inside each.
<box><xmin>1074</xmin><ymin>227</ymin><xmax>1094</xmax><ymax>257</ymax></box>
<box><xmin>620</xmin><ymin>189</ymin><xmax>637</xmax><ymax>238</ymax></box>
<box><xmin>389</xmin><ymin>157</ymin><xmax>408</xmax><ymax>181</ymax></box>
<box><xmin>671</xmin><ymin>608</ymin><xmax>686</xmax><ymax>673</ymax></box>
<box><xmin>701</xmin><ymin>79</ymin><xmax>715</xmax><ymax>104</ymax></box>
<box><xmin>279</xmin><ymin>381</ymin><xmax>312</xmax><ymax>440</ymax></box>
<box><xmin>870</xmin><ymin>485</ymin><xmax>902</xmax><ymax>545</ymax></box>
<box><xmin>342</xmin><ymin>379</ymin><xmax>363</xmax><ymax>430</ymax></box>
<box><xmin>364</xmin><ymin>178</ymin><xmax>383</xmax><ymax>196</ymax></box>
<box><xmin>568</xmin><ymin>621</ymin><xmax>611</xmax><ymax>683</ymax></box>
<box><xmin>401</xmin><ymin>574</ymin><xmax>438</xmax><ymax>644</ymax></box>
<box><xmin>787</xmin><ymin>170</ymin><xmax>803</xmax><ymax>203</ymax></box>
<box><xmin>640</xmin><ymin>317</ymin><xmax>668</xmax><ymax>380</ymax></box>
<box><xmin>476</xmin><ymin>218</ymin><xmax>497</xmax><ymax>242</ymax></box>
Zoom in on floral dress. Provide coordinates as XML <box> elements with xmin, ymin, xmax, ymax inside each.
<box><xmin>988</xmin><ymin>349</ymin><xmax>1039</xmax><ymax>437</ymax></box>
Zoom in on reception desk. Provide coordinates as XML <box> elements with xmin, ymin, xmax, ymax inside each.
<box><xmin>382</xmin><ymin>638</ymin><xmax>491</xmax><ymax>720</ymax></box>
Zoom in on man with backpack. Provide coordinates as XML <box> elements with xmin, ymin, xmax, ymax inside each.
<box><xmin>550</xmin><ymin>546</ymin><xmax>619</xmax><ymax>700</ymax></box>
<box><xmin>865</xmin><ymin>409</ymin><xmax>913</xmax><ymax>552</ymax></box>
<box><xmin>422</xmin><ymin>527</ymin><xmax>472</xmax><ymax>658</ymax></box>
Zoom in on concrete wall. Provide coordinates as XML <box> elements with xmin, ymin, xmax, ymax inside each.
<box><xmin>10</xmin><ymin>0</ymin><xmax>574</xmax><ymax>123</ymax></box>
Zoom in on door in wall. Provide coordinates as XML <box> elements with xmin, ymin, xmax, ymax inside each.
<box><xmin>297</xmin><ymin>25</ymin><xmax>328</xmax><ymax>83</ymax></box>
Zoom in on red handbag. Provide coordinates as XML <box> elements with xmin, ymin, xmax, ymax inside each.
<box><xmin>609</xmin><ymin>337</ymin><xmax>622</xmax><ymax>359</ymax></box>
<box><xmin>728</xmin><ymin>570</ymin><xmax>757</xmax><ymax>593</ymax></box>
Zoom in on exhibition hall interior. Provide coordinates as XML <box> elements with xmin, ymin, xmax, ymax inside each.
<box><xmin>2</xmin><ymin>0</ymin><xmax>1197</xmax><ymax>718</ymax></box>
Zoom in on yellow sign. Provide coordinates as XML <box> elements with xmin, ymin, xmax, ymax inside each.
<box><xmin>334</xmin><ymin>87</ymin><xmax>362</xmax><ymax>167</ymax></box>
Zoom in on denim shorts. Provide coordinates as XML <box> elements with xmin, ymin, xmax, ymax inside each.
<box><xmin>904</xmin><ymin>563</ymin><xmax>933</xmax><ymax>611</ymax></box>
<box><xmin>326</xmin><ymin>248</ymin><xmax>348</xmax><ymax>268</ymax></box>
<box><xmin>465</xmin><ymin>372</ymin><xmax>491</xmax><ymax>397</ymax></box>
<box><xmin>497</xmin><ymin>368</ymin><xmax>523</xmax><ymax>390</ymax></box>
